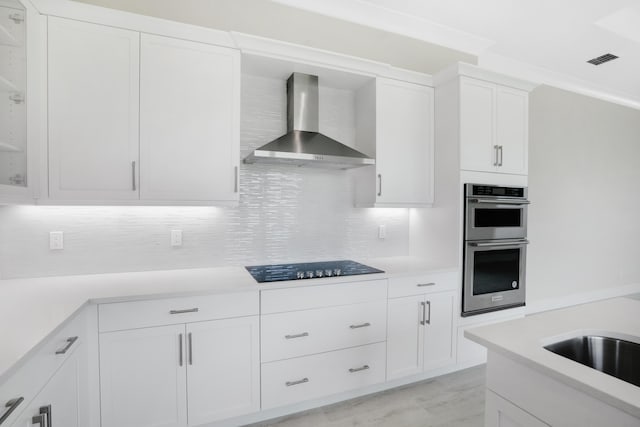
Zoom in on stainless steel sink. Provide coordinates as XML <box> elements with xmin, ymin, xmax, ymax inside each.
<box><xmin>544</xmin><ymin>336</ymin><xmax>640</xmax><ymax>387</ymax></box>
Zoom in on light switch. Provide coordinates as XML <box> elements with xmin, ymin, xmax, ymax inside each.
<box><xmin>171</xmin><ymin>230</ymin><xmax>183</xmax><ymax>247</ymax></box>
<box><xmin>50</xmin><ymin>231</ymin><xmax>64</xmax><ymax>250</ymax></box>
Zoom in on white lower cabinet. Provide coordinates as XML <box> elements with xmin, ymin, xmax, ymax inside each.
<box><xmin>485</xmin><ymin>390</ymin><xmax>550</xmax><ymax>427</ymax></box>
<box><xmin>99</xmin><ymin>325</ymin><xmax>187</xmax><ymax>427</ymax></box>
<box><xmin>260</xmin><ymin>280</ymin><xmax>388</xmax><ymax>409</ymax></box>
<box><xmin>386</xmin><ymin>291</ymin><xmax>456</xmax><ymax>380</ymax></box>
<box><xmin>10</xmin><ymin>346</ymin><xmax>81</xmax><ymax>427</ymax></box>
<box><xmin>98</xmin><ymin>294</ymin><xmax>260</xmax><ymax>427</ymax></box>
<box><xmin>261</xmin><ymin>342</ymin><xmax>386</xmax><ymax>409</ymax></box>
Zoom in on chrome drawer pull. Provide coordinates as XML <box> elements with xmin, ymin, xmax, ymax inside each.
<box><xmin>32</xmin><ymin>406</ymin><xmax>50</xmax><ymax>427</ymax></box>
<box><xmin>0</xmin><ymin>397</ymin><xmax>24</xmax><ymax>425</ymax></box>
<box><xmin>285</xmin><ymin>377</ymin><xmax>309</xmax><ymax>387</ymax></box>
<box><xmin>178</xmin><ymin>333</ymin><xmax>183</xmax><ymax>367</ymax></box>
<box><xmin>349</xmin><ymin>322</ymin><xmax>371</xmax><ymax>329</ymax></box>
<box><xmin>169</xmin><ymin>308</ymin><xmax>199</xmax><ymax>315</ymax></box>
<box><xmin>349</xmin><ymin>365</ymin><xmax>370</xmax><ymax>373</ymax></box>
<box><xmin>55</xmin><ymin>336</ymin><xmax>78</xmax><ymax>355</ymax></box>
<box><xmin>285</xmin><ymin>332</ymin><xmax>309</xmax><ymax>340</ymax></box>
<box><xmin>31</xmin><ymin>415</ymin><xmax>45</xmax><ymax>427</ymax></box>
<box><xmin>416</xmin><ymin>282</ymin><xmax>435</xmax><ymax>287</ymax></box>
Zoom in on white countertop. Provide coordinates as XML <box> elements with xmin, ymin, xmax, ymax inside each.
<box><xmin>0</xmin><ymin>257</ymin><xmax>457</xmax><ymax>384</ymax></box>
<box><xmin>465</xmin><ymin>297</ymin><xmax>640</xmax><ymax>418</ymax></box>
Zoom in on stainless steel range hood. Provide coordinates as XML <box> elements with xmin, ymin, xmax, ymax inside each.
<box><xmin>244</xmin><ymin>73</ymin><xmax>374</xmax><ymax>169</ymax></box>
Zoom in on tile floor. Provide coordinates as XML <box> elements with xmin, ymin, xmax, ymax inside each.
<box><xmin>247</xmin><ymin>365</ymin><xmax>486</xmax><ymax>427</ymax></box>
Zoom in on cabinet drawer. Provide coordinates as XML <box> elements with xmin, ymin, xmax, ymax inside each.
<box><xmin>388</xmin><ymin>271</ymin><xmax>458</xmax><ymax>298</ymax></box>
<box><xmin>98</xmin><ymin>291</ymin><xmax>258</xmax><ymax>332</ymax></box>
<box><xmin>261</xmin><ymin>342</ymin><xmax>386</xmax><ymax>409</ymax></box>
<box><xmin>261</xmin><ymin>279</ymin><xmax>387</xmax><ymax>314</ymax></box>
<box><xmin>0</xmin><ymin>309</ymin><xmax>86</xmax><ymax>426</ymax></box>
<box><xmin>261</xmin><ymin>301</ymin><xmax>387</xmax><ymax>362</ymax></box>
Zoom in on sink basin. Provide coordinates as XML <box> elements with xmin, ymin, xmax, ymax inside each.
<box><xmin>544</xmin><ymin>336</ymin><xmax>640</xmax><ymax>387</ymax></box>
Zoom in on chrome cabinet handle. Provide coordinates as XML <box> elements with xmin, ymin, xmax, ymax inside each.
<box><xmin>188</xmin><ymin>333</ymin><xmax>193</xmax><ymax>366</ymax></box>
<box><xmin>234</xmin><ymin>166</ymin><xmax>239</xmax><ymax>193</ymax></box>
<box><xmin>285</xmin><ymin>378</ymin><xmax>309</xmax><ymax>387</ymax></box>
<box><xmin>9</xmin><ymin>93</ymin><xmax>24</xmax><ymax>104</ymax></box>
<box><xmin>498</xmin><ymin>145</ymin><xmax>504</xmax><ymax>167</ymax></box>
<box><xmin>417</xmin><ymin>282</ymin><xmax>435</xmax><ymax>287</ymax></box>
<box><xmin>349</xmin><ymin>322</ymin><xmax>371</xmax><ymax>329</ymax></box>
<box><xmin>348</xmin><ymin>365</ymin><xmax>370</xmax><ymax>373</ymax></box>
<box><xmin>131</xmin><ymin>161</ymin><xmax>136</xmax><ymax>191</ymax></box>
<box><xmin>285</xmin><ymin>332</ymin><xmax>309</xmax><ymax>340</ymax></box>
<box><xmin>169</xmin><ymin>308</ymin><xmax>199</xmax><ymax>315</ymax></box>
<box><xmin>178</xmin><ymin>333</ymin><xmax>183</xmax><ymax>367</ymax></box>
<box><xmin>377</xmin><ymin>174</ymin><xmax>382</xmax><ymax>197</ymax></box>
<box><xmin>31</xmin><ymin>415</ymin><xmax>45</xmax><ymax>427</ymax></box>
<box><xmin>55</xmin><ymin>336</ymin><xmax>78</xmax><ymax>355</ymax></box>
<box><xmin>0</xmin><ymin>397</ymin><xmax>24</xmax><ymax>425</ymax></box>
<box><xmin>425</xmin><ymin>300</ymin><xmax>431</xmax><ymax>325</ymax></box>
<box><xmin>470</xmin><ymin>239</ymin><xmax>529</xmax><ymax>247</ymax></box>
<box><xmin>32</xmin><ymin>406</ymin><xmax>50</xmax><ymax>427</ymax></box>
<box><xmin>9</xmin><ymin>13</ymin><xmax>24</xmax><ymax>23</ymax></box>
<box><xmin>420</xmin><ymin>301</ymin><xmax>426</xmax><ymax>325</ymax></box>
<box><xmin>493</xmin><ymin>145</ymin><xmax>499</xmax><ymax>166</ymax></box>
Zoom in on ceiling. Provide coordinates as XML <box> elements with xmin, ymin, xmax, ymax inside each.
<box><xmin>74</xmin><ymin>0</ymin><xmax>640</xmax><ymax>108</ymax></box>
<box><xmin>274</xmin><ymin>0</ymin><xmax>640</xmax><ymax>108</ymax></box>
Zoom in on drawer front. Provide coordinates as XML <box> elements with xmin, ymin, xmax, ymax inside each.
<box><xmin>387</xmin><ymin>271</ymin><xmax>458</xmax><ymax>298</ymax></box>
<box><xmin>261</xmin><ymin>342</ymin><xmax>386</xmax><ymax>409</ymax></box>
<box><xmin>261</xmin><ymin>301</ymin><xmax>387</xmax><ymax>362</ymax></box>
<box><xmin>99</xmin><ymin>291</ymin><xmax>258</xmax><ymax>332</ymax></box>
<box><xmin>0</xmin><ymin>309</ymin><xmax>86</xmax><ymax>426</ymax></box>
<box><xmin>261</xmin><ymin>279</ymin><xmax>387</xmax><ymax>314</ymax></box>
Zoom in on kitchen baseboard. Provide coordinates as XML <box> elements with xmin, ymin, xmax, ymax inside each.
<box><xmin>525</xmin><ymin>282</ymin><xmax>640</xmax><ymax>315</ymax></box>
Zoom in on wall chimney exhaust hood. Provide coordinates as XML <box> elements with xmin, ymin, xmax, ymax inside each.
<box><xmin>244</xmin><ymin>73</ymin><xmax>375</xmax><ymax>169</ymax></box>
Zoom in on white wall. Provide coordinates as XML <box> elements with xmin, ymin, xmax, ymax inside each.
<box><xmin>527</xmin><ymin>85</ymin><xmax>640</xmax><ymax>304</ymax></box>
<box><xmin>0</xmin><ymin>75</ymin><xmax>410</xmax><ymax>279</ymax></box>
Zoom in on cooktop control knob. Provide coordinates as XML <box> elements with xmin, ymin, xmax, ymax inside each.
<box><xmin>296</xmin><ymin>271</ymin><xmax>305</xmax><ymax>279</ymax></box>
<box><xmin>333</xmin><ymin>268</ymin><xmax>342</xmax><ymax>276</ymax></box>
<box><xmin>315</xmin><ymin>270</ymin><xmax>324</xmax><ymax>278</ymax></box>
<box><xmin>306</xmin><ymin>271</ymin><xmax>314</xmax><ymax>279</ymax></box>
<box><xmin>325</xmin><ymin>269</ymin><xmax>333</xmax><ymax>277</ymax></box>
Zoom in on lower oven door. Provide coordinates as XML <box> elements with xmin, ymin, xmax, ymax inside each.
<box><xmin>462</xmin><ymin>239</ymin><xmax>528</xmax><ymax>316</ymax></box>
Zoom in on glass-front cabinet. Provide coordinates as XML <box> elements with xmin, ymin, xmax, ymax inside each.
<box><xmin>0</xmin><ymin>0</ymin><xmax>43</xmax><ymax>203</ymax></box>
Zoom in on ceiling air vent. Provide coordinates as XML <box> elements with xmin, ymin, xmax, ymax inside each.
<box><xmin>587</xmin><ymin>53</ymin><xmax>619</xmax><ymax>65</ymax></box>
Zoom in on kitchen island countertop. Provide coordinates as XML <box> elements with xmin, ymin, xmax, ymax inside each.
<box><xmin>465</xmin><ymin>297</ymin><xmax>640</xmax><ymax>419</ymax></box>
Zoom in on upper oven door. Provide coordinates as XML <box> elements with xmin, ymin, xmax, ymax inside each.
<box><xmin>465</xmin><ymin>197</ymin><xmax>529</xmax><ymax>241</ymax></box>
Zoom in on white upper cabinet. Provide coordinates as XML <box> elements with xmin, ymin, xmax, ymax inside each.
<box><xmin>458</xmin><ymin>74</ymin><xmax>530</xmax><ymax>175</ymax></box>
<box><xmin>0</xmin><ymin>0</ymin><xmax>45</xmax><ymax>204</ymax></box>
<box><xmin>355</xmin><ymin>78</ymin><xmax>434</xmax><ymax>207</ymax></box>
<box><xmin>46</xmin><ymin>18</ymin><xmax>240</xmax><ymax>205</ymax></box>
<box><xmin>139</xmin><ymin>34</ymin><xmax>240</xmax><ymax>202</ymax></box>
<box><xmin>48</xmin><ymin>17</ymin><xmax>140</xmax><ymax>201</ymax></box>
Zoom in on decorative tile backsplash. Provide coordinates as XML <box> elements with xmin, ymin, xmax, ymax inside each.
<box><xmin>0</xmin><ymin>74</ymin><xmax>410</xmax><ymax>279</ymax></box>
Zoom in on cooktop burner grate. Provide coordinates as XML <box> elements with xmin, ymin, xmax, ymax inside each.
<box><xmin>245</xmin><ymin>260</ymin><xmax>384</xmax><ymax>283</ymax></box>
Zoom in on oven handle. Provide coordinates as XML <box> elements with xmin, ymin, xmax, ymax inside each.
<box><xmin>468</xmin><ymin>198</ymin><xmax>530</xmax><ymax>205</ymax></box>
<box><xmin>469</xmin><ymin>239</ymin><xmax>529</xmax><ymax>247</ymax></box>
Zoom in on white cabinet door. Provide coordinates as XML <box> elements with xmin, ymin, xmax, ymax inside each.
<box><xmin>423</xmin><ymin>291</ymin><xmax>455</xmax><ymax>371</ymax></box>
<box><xmin>485</xmin><ymin>390</ymin><xmax>550</xmax><ymax>427</ymax></box>
<box><xmin>48</xmin><ymin>17</ymin><xmax>139</xmax><ymax>201</ymax></box>
<box><xmin>460</xmin><ymin>77</ymin><xmax>496</xmax><ymax>173</ymax></box>
<box><xmin>496</xmin><ymin>86</ymin><xmax>528</xmax><ymax>175</ymax></box>
<box><xmin>386</xmin><ymin>295</ymin><xmax>424</xmax><ymax>380</ymax></box>
<box><xmin>140</xmin><ymin>34</ymin><xmax>240</xmax><ymax>202</ymax></box>
<box><xmin>10</xmin><ymin>348</ymin><xmax>80</xmax><ymax>427</ymax></box>
<box><xmin>185</xmin><ymin>316</ymin><xmax>259</xmax><ymax>425</ymax></box>
<box><xmin>375</xmin><ymin>78</ymin><xmax>434</xmax><ymax>206</ymax></box>
<box><xmin>99</xmin><ymin>325</ymin><xmax>187</xmax><ymax>427</ymax></box>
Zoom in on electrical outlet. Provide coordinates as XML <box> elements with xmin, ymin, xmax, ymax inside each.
<box><xmin>49</xmin><ymin>231</ymin><xmax>64</xmax><ymax>250</ymax></box>
<box><xmin>378</xmin><ymin>225</ymin><xmax>386</xmax><ymax>239</ymax></box>
<box><xmin>171</xmin><ymin>230</ymin><xmax>183</xmax><ymax>247</ymax></box>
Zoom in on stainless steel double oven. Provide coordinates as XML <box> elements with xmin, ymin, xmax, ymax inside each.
<box><xmin>462</xmin><ymin>184</ymin><xmax>530</xmax><ymax>316</ymax></box>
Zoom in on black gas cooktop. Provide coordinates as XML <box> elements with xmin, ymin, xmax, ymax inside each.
<box><xmin>245</xmin><ymin>260</ymin><xmax>384</xmax><ymax>283</ymax></box>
